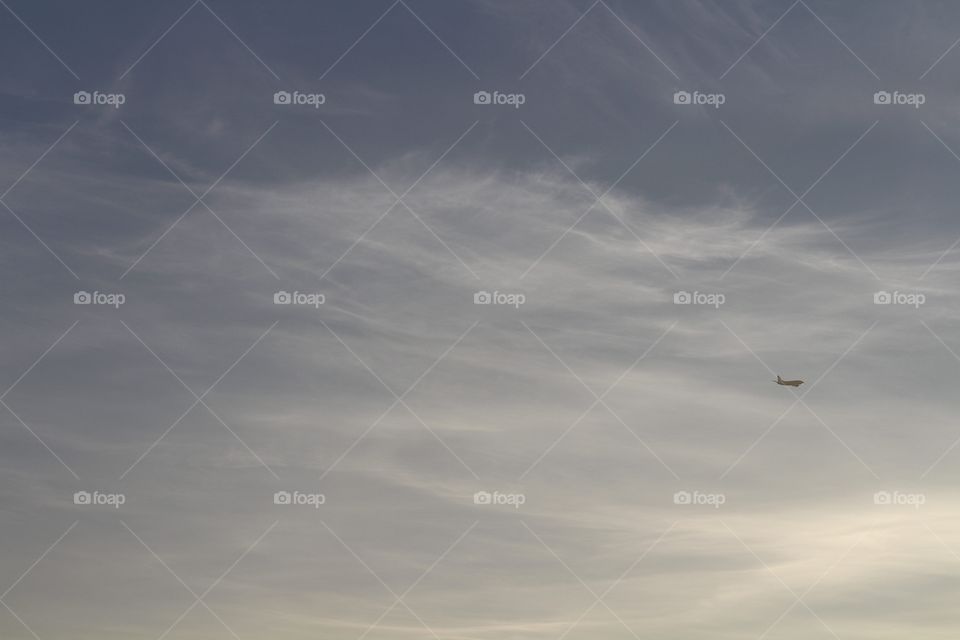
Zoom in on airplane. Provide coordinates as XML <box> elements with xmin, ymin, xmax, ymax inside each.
<box><xmin>774</xmin><ymin>375</ymin><xmax>803</xmax><ymax>387</ymax></box>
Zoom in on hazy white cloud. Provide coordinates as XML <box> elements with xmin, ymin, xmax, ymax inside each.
<box><xmin>5</xmin><ymin>1</ymin><xmax>960</xmax><ymax>638</ymax></box>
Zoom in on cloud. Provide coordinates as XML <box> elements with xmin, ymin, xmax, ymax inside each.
<box><xmin>8</xmin><ymin>1</ymin><xmax>960</xmax><ymax>637</ymax></box>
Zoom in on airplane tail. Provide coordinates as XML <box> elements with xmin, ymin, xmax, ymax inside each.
<box><xmin>776</xmin><ymin>375</ymin><xmax>782</xmax><ymax>383</ymax></box>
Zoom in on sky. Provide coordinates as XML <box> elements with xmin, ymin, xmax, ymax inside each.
<box><xmin>3</xmin><ymin>1</ymin><xmax>960</xmax><ymax>638</ymax></box>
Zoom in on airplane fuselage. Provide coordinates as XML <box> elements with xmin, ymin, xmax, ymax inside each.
<box><xmin>775</xmin><ymin>379</ymin><xmax>803</xmax><ymax>387</ymax></box>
